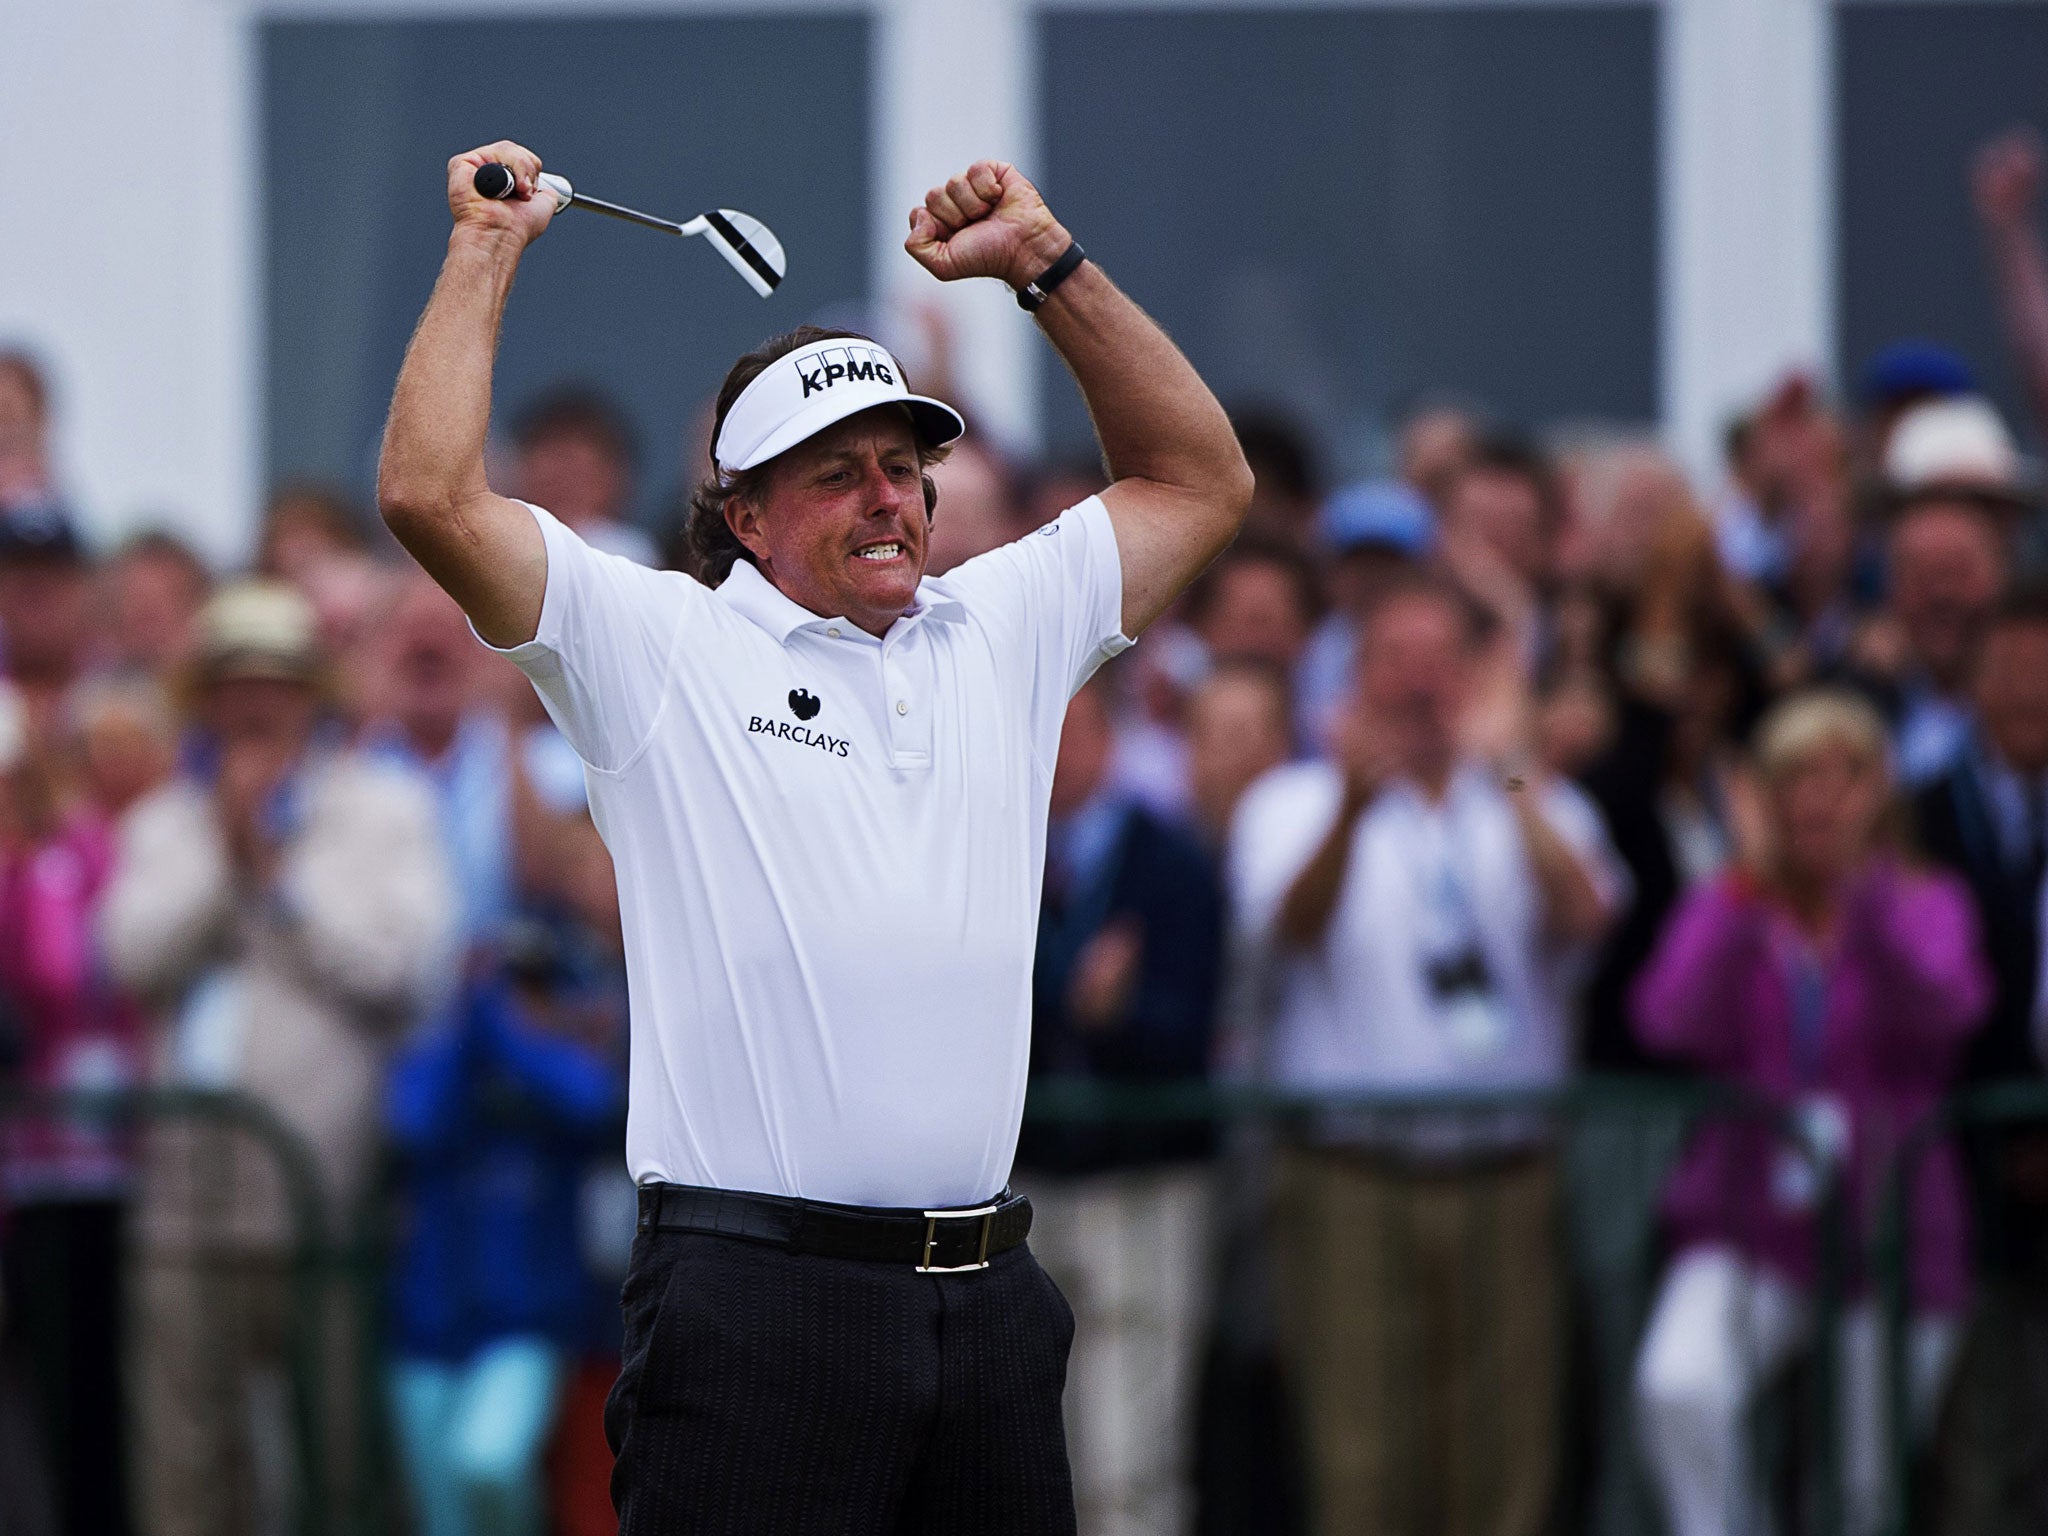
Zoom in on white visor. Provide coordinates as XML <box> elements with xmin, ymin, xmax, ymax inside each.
<box><xmin>713</xmin><ymin>337</ymin><xmax>965</xmax><ymax>477</ymax></box>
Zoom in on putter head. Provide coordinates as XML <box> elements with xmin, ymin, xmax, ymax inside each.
<box><xmin>699</xmin><ymin>209</ymin><xmax>785</xmax><ymax>298</ymax></box>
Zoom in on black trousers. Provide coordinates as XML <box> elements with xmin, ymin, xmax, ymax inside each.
<box><xmin>605</xmin><ymin>1226</ymin><xmax>1078</xmax><ymax>1534</ymax></box>
<box><xmin>0</xmin><ymin>1198</ymin><xmax>132</xmax><ymax>1536</ymax></box>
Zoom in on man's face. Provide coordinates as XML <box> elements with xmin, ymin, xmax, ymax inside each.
<box><xmin>1355</xmin><ymin>591</ymin><xmax>1471</xmax><ymax>771</ymax></box>
<box><xmin>1196</xmin><ymin>558</ymin><xmax>1311</xmax><ymax>669</ymax></box>
<box><xmin>1977</xmin><ymin>621</ymin><xmax>2048</xmax><ymax>777</ymax></box>
<box><xmin>383</xmin><ymin>581</ymin><xmax>474</xmax><ymax>742</ymax></box>
<box><xmin>922</xmin><ymin>440</ymin><xmax>1017</xmax><ymax>576</ymax></box>
<box><xmin>109</xmin><ymin>552</ymin><xmax>204</xmax><ymax>672</ymax></box>
<box><xmin>517</xmin><ymin>428</ymin><xmax>631</xmax><ymax>531</ymax></box>
<box><xmin>0</xmin><ymin>367</ymin><xmax>41</xmax><ymax>463</ymax></box>
<box><xmin>1444</xmin><ymin>466</ymin><xmax>1550</xmax><ymax>585</ymax></box>
<box><xmin>1187</xmin><ymin>670</ymin><xmax>1292</xmax><ymax>830</ymax></box>
<box><xmin>1889</xmin><ymin>501</ymin><xmax>2007</xmax><ymax>691</ymax></box>
<box><xmin>203</xmin><ymin>676</ymin><xmax>321</xmax><ymax>758</ymax></box>
<box><xmin>0</xmin><ymin>558</ymin><xmax>91</xmax><ymax>682</ymax></box>
<box><xmin>729</xmin><ymin>408</ymin><xmax>929</xmax><ymax>638</ymax></box>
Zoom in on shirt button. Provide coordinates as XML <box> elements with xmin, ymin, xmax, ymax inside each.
<box><xmin>895</xmin><ymin>700</ymin><xmax>909</xmax><ymax>716</ymax></box>
<box><xmin>826</xmin><ymin>627</ymin><xmax>841</xmax><ymax>638</ymax></box>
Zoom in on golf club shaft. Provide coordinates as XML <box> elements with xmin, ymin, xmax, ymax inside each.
<box><xmin>561</xmin><ymin>191</ymin><xmax>686</xmax><ymax>238</ymax></box>
<box><xmin>472</xmin><ymin>163</ymin><xmax>679</xmax><ymax>235</ymax></box>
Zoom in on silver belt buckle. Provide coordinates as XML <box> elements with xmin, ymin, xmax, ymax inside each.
<box><xmin>917</xmin><ymin>1202</ymin><xmax>999</xmax><ymax>1272</ymax></box>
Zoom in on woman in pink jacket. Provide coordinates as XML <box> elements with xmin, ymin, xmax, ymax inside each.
<box><xmin>1630</xmin><ymin>689</ymin><xmax>1991</xmax><ymax>1536</ymax></box>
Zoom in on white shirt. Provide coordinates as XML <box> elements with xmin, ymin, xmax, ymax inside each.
<box><xmin>484</xmin><ymin>497</ymin><xmax>1131</xmax><ymax>1207</ymax></box>
<box><xmin>1228</xmin><ymin>760</ymin><xmax>1624</xmax><ymax>1096</ymax></box>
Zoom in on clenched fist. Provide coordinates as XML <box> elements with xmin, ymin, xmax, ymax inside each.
<box><xmin>445</xmin><ymin>139</ymin><xmax>556</xmax><ymax>250</ymax></box>
<box><xmin>904</xmin><ymin>161</ymin><xmax>1071</xmax><ymax>291</ymax></box>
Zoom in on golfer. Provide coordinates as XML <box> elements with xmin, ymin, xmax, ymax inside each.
<box><xmin>377</xmin><ymin>139</ymin><xmax>1252</xmax><ymax>1534</ymax></box>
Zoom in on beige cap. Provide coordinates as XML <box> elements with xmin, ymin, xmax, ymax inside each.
<box><xmin>194</xmin><ymin>580</ymin><xmax>323</xmax><ymax>685</ymax></box>
<box><xmin>1885</xmin><ymin>395</ymin><xmax>2033</xmax><ymax>505</ymax></box>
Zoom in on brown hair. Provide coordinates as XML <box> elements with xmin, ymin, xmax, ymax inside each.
<box><xmin>683</xmin><ymin>325</ymin><xmax>952</xmax><ymax>586</ymax></box>
<box><xmin>0</xmin><ymin>351</ymin><xmax>48</xmax><ymax>419</ymax></box>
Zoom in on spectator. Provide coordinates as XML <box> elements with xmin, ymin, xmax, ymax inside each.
<box><xmin>0</xmin><ymin>352</ymin><xmax>76</xmax><ymax>527</ymax></box>
<box><xmin>256</xmin><ymin>482</ymin><xmax>372</xmax><ymax>586</ymax></box>
<box><xmin>1977</xmin><ymin>128</ymin><xmax>2048</xmax><ymax>424</ymax></box>
<box><xmin>101</xmin><ymin>580</ymin><xmax>454</xmax><ymax>1536</ymax></box>
<box><xmin>1715</xmin><ymin>375</ymin><xmax>1851</xmax><ymax>596</ymax></box>
<box><xmin>1632</xmin><ymin>690</ymin><xmax>1991</xmax><ymax>1536</ymax></box>
<box><xmin>360</xmin><ymin>573</ymin><xmax>557</xmax><ymax>949</ymax></box>
<box><xmin>68</xmin><ymin>673</ymin><xmax>177</xmax><ymax>820</ymax></box>
<box><xmin>1436</xmin><ymin>434</ymin><xmax>1565</xmax><ymax>678</ymax></box>
<box><xmin>1862</xmin><ymin>443</ymin><xmax>2017</xmax><ymax>786</ymax></box>
<box><xmin>1021</xmin><ymin>456</ymin><xmax>1110</xmax><ymax>536</ymax></box>
<box><xmin>924</xmin><ymin>433</ymin><xmax>1024</xmax><ymax>575</ymax></box>
<box><xmin>0</xmin><ymin>676</ymin><xmax>140</xmax><ymax>1536</ymax></box>
<box><xmin>383</xmin><ymin>920</ymin><xmax>623</xmax><ymax>1536</ymax></box>
<box><xmin>1913</xmin><ymin>588</ymin><xmax>2048</xmax><ymax>1534</ymax></box>
<box><xmin>1396</xmin><ymin>401</ymin><xmax>1478</xmax><ymax>513</ymax></box>
<box><xmin>1015</xmin><ymin>673</ymin><xmax>1225</xmax><ymax>1536</ymax></box>
<box><xmin>103</xmin><ymin>530</ymin><xmax>210</xmax><ymax>679</ymax></box>
<box><xmin>1295</xmin><ymin>479</ymin><xmax>1433</xmax><ymax>745</ymax></box>
<box><xmin>1853</xmin><ymin>342</ymin><xmax>1978</xmax><ymax>483</ymax></box>
<box><xmin>1715</xmin><ymin>407</ymin><xmax>1786</xmax><ymax>587</ymax></box>
<box><xmin>1231</xmin><ymin>572</ymin><xmax>1624</xmax><ymax>1536</ymax></box>
<box><xmin>511</xmin><ymin>387</ymin><xmax>655</xmax><ymax>565</ymax></box>
<box><xmin>1185</xmin><ymin>660</ymin><xmax>1294</xmax><ymax>851</ymax></box>
<box><xmin>0</xmin><ymin>512</ymin><xmax>95</xmax><ymax>735</ymax></box>
<box><xmin>1183</xmin><ymin>535</ymin><xmax>1319</xmax><ymax>676</ymax></box>
<box><xmin>1915</xmin><ymin>589</ymin><xmax>2048</xmax><ymax>1081</ymax></box>
<box><xmin>1230</xmin><ymin>408</ymin><xmax>1321</xmax><ymax>550</ymax></box>
<box><xmin>1578</xmin><ymin>615</ymin><xmax>1763</xmax><ymax>1072</ymax></box>
<box><xmin>1015</xmin><ymin>679</ymin><xmax>1220</xmax><ymax>1536</ymax></box>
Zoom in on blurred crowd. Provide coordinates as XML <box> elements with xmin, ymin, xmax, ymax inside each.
<box><xmin>10</xmin><ymin>129</ymin><xmax>2048</xmax><ymax>1536</ymax></box>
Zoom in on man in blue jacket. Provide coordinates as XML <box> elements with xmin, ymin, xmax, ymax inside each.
<box><xmin>384</xmin><ymin>919</ymin><xmax>624</xmax><ymax>1536</ymax></box>
<box><xmin>1016</xmin><ymin>675</ymin><xmax>1225</xmax><ymax>1536</ymax></box>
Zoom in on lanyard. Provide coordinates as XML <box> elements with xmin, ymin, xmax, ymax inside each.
<box><xmin>1401</xmin><ymin>792</ymin><xmax>1487</xmax><ymax>958</ymax></box>
<box><xmin>1775</xmin><ymin>932</ymin><xmax>1828</xmax><ymax>1086</ymax></box>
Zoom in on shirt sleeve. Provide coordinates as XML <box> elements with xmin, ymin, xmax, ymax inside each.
<box><xmin>936</xmin><ymin>495</ymin><xmax>1135</xmax><ymax>768</ymax></box>
<box><xmin>1226</xmin><ymin>764</ymin><xmax>1343</xmax><ymax>944</ymax></box>
<box><xmin>1536</xmin><ymin>778</ymin><xmax>1633</xmax><ymax>919</ymax></box>
<box><xmin>473</xmin><ymin>501</ymin><xmax>693</xmax><ymax>774</ymax></box>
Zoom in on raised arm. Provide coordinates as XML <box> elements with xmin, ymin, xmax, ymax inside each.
<box><xmin>1974</xmin><ymin>129</ymin><xmax>2048</xmax><ymax>443</ymax></box>
<box><xmin>376</xmin><ymin>140</ymin><xmax>556</xmax><ymax>648</ymax></box>
<box><xmin>905</xmin><ymin>162</ymin><xmax>1254</xmax><ymax>636</ymax></box>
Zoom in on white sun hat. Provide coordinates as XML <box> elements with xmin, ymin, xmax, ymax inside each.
<box><xmin>713</xmin><ymin>336</ymin><xmax>964</xmax><ymax>478</ymax></box>
<box><xmin>1884</xmin><ymin>395</ymin><xmax>2034</xmax><ymax>505</ymax></box>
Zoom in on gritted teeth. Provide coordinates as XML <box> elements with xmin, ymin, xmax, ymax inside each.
<box><xmin>854</xmin><ymin>541</ymin><xmax>904</xmax><ymax>561</ymax></box>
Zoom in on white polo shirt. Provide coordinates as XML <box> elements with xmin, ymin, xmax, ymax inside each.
<box><xmin>485</xmin><ymin>497</ymin><xmax>1131</xmax><ymax>1208</ymax></box>
<box><xmin>1228</xmin><ymin>760</ymin><xmax>1624</xmax><ymax>1095</ymax></box>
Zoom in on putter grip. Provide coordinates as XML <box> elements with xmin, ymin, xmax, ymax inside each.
<box><xmin>473</xmin><ymin>163</ymin><xmax>515</xmax><ymax>200</ymax></box>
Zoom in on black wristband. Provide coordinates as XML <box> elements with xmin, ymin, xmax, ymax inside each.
<box><xmin>1016</xmin><ymin>242</ymin><xmax>1086</xmax><ymax>312</ymax></box>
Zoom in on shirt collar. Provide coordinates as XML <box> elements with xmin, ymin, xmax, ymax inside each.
<box><xmin>714</xmin><ymin>558</ymin><xmax>967</xmax><ymax>644</ymax></box>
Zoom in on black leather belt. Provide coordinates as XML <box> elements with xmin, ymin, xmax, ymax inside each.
<box><xmin>636</xmin><ymin>1182</ymin><xmax>1032</xmax><ymax>1273</ymax></box>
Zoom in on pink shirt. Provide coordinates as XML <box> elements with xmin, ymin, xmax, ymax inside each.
<box><xmin>0</xmin><ymin>811</ymin><xmax>142</xmax><ymax>1202</ymax></box>
<box><xmin>1632</xmin><ymin>862</ymin><xmax>1992</xmax><ymax>1310</ymax></box>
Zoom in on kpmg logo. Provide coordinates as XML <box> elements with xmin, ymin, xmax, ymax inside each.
<box><xmin>797</xmin><ymin>345</ymin><xmax>897</xmax><ymax>399</ymax></box>
<box><xmin>747</xmin><ymin>688</ymin><xmax>848</xmax><ymax>757</ymax></box>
